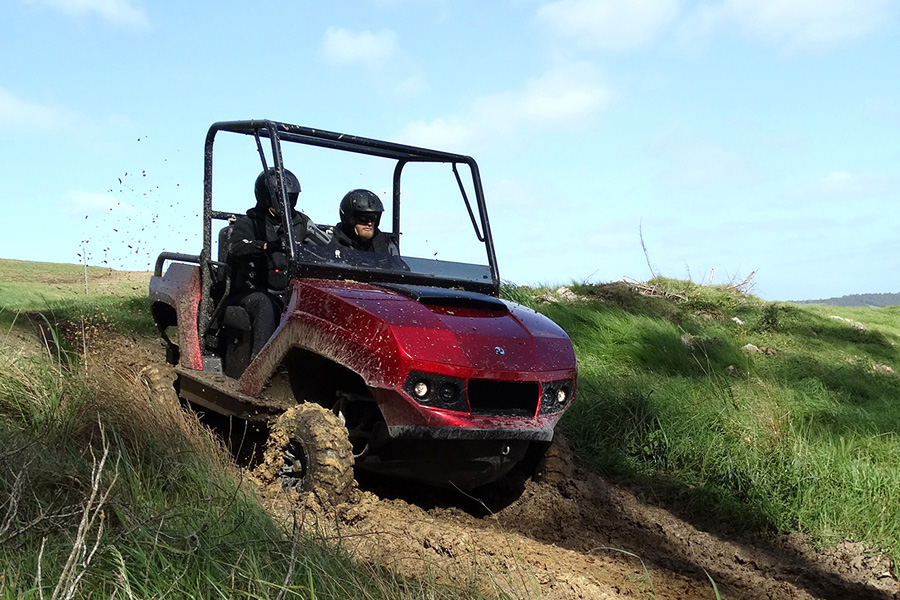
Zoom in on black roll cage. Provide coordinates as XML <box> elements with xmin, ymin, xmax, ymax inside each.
<box><xmin>184</xmin><ymin>120</ymin><xmax>500</xmax><ymax>336</ymax></box>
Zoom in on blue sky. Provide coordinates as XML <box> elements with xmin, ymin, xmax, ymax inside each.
<box><xmin>1</xmin><ymin>0</ymin><xmax>898</xmax><ymax>300</ymax></box>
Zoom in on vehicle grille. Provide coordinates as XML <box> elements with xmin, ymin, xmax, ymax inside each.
<box><xmin>467</xmin><ymin>379</ymin><xmax>539</xmax><ymax>417</ymax></box>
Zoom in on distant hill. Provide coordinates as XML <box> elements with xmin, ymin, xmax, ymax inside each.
<box><xmin>791</xmin><ymin>292</ymin><xmax>900</xmax><ymax>308</ymax></box>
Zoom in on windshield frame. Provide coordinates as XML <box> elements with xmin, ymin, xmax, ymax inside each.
<box><xmin>201</xmin><ymin>120</ymin><xmax>500</xmax><ymax>296</ymax></box>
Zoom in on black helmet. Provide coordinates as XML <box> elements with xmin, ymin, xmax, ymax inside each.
<box><xmin>339</xmin><ymin>189</ymin><xmax>384</xmax><ymax>229</ymax></box>
<box><xmin>255</xmin><ymin>168</ymin><xmax>300</xmax><ymax>217</ymax></box>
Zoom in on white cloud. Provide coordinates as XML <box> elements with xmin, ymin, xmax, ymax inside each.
<box><xmin>655</xmin><ymin>130</ymin><xmax>760</xmax><ymax>189</ymax></box>
<box><xmin>865</xmin><ymin>95</ymin><xmax>900</xmax><ymax>122</ymax></box>
<box><xmin>320</xmin><ymin>28</ymin><xmax>399</xmax><ymax>67</ymax></box>
<box><xmin>371</xmin><ymin>0</ymin><xmax>445</xmax><ymax>6</ymax></box>
<box><xmin>399</xmin><ymin>62</ymin><xmax>611</xmax><ymax>150</ymax></box>
<box><xmin>319</xmin><ymin>27</ymin><xmax>428</xmax><ymax>98</ymax></box>
<box><xmin>515</xmin><ymin>63</ymin><xmax>611</xmax><ymax>122</ymax></box>
<box><xmin>537</xmin><ymin>0</ymin><xmax>680</xmax><ymax>50</ymax></box>
<box><xmin>688</xmin><ymin>0</ymin><xmax>892</xmax><ymax>49</ymax></box>
<box><xmin>400</xmin><ymin>117</ymin><xmax>476</xmax><ymax>150</ymax></box>
<box><xmin>26</xmin><ymin>0</ymin><xmax>149</xmax><ymax>28</ymax></box>
<box><xmin>791</xmin><ymin>171</ymin><xmax>895</xmax><ymax>202</ymax></box>
<box><xmin>393</xmin><ymin>75</ymin><xmax>431</xmax><ymax>98</ymax></box>
<box><xmin>487</xmin><ymin>180</ymin><xmax>553</xmax><ymax>211</ymax></box>
<box><xmin>64</xmin><ymin>191</ymin><xmax>141</xmax><ymax>216</ymax></box>
<box><xmin>0</xmin><ymin>87</ymin><xmax>85</xmax><ymax>132</ymax></box>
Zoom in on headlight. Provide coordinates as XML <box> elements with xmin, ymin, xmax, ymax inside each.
<box><xmin>540</xmin><ymin>380</ymin><xmax>574</xmax><ymax>414</ymax></box>
<box><xmin>413</xmin><ymin>381</ymin><xmax>430</xmax><ymax>399</ymax></box>
<box><xmin>403</xmin><ymin>372</ymin><xmax>467</xmax><ymax>412</ymax></box>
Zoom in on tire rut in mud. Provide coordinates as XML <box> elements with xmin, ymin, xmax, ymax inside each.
<box><xmin>51</xmin><ymin>322</ymin><xmax>898</xmax><ymax>600</ymax></box>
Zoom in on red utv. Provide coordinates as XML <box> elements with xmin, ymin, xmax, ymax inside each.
<box><xmin>148</xmin><ymin>120</ymin><xmax>577</xmax><ymax>497</ymax></box>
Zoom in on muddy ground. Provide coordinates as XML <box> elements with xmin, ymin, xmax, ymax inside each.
<box><xmin>24</xmin><ymin>313</ymin><xmax>900</xmax><ymax>600</ymax></box>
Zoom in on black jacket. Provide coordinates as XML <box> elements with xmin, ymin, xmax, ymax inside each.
<box><xmin>229</xmin><ymin>208</ymin><xmax>313</xmax><ymax>293</ymax></box>
<box><xmin>331</xmin><ymin>223</ymin><xmax>399</xmax><ymax>255</ymax></box>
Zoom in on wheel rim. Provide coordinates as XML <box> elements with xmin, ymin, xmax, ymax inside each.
<box><xmin>278</xmin><ymin>440</ymin><xmax>309</xmax><ymax>492</ymax></box>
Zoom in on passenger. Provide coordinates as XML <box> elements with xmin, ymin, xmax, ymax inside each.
<box><xmin>227</xmin><ymin>168</ymin><xmax>315</xmax><ymax>359</ymax></box>
<box><xmin>331</xmin><ymin>189</ymin><xmax>399</xmax><ymax>255</ymax></box>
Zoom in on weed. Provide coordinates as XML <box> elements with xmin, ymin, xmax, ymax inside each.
<box><xmin>755</xmin><ymin>304</ymin><xmax>780</xmax><ymax>332</ymax></box>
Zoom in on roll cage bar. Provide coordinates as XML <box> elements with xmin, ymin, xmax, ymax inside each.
<box><xmin>183</xmin><ymin>120</ymin><xmax>501</xmax><ymax>337</ymax></box>
<box><xmin>202</xmin><ymin>119</ymin><xmax>498</xmax><ymax>276</ymax></box>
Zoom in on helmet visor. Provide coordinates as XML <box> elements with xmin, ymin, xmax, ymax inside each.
<box><xmin>354</xmin><ymin>211</ymin><xmax>380</xmax><ymax>225</ymax></box>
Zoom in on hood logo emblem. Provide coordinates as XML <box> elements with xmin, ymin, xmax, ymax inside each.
<box><xmin>494</xmin><ymin>346</ymin><xmax>505</xmax><ymax>356</ymax></box>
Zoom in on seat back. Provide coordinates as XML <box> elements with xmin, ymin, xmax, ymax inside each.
<box><xmin>218</xmin><ymin>222</ymin><xmax>235</xmax><ymax>264</ymax></box>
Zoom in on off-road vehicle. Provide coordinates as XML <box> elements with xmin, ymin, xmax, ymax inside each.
<box><xmin>148</xmin><ymin>120</ymin><xmax>577</xmax><ymax>497</ymax></box>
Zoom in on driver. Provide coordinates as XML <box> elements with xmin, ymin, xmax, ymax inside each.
<box><xmin>227</xmin><ymin>168</ymin><xmax>315</xmax><ymax>359</ymax></box>
<box><xmin>330</xmin><ymin>189</ymin><xmax>399</xmax><ymax>255</ymax></box>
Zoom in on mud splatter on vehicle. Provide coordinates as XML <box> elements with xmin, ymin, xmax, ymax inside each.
<box><xmin>149</xmin><ymin>120</ymin><xmax>577</xmax><ymax>498</ymax></box>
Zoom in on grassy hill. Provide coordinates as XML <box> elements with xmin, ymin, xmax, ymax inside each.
<box><xmin>2</xmin><ymin>259</ymin><xmax>899</xmax><ymax>596</ymax></box>
<box><xmin>0</xmin><ymin>259</ymin><xmax>149</xmax><ymax>305</ymax></box>
<box><xmin>791</xmin><ymin>292</ymin><xmax>900</xmax><ymax>308</ymax></box>
<box><xmin>520</xmin><ymin>278</ymin><xmax>900</xmax><ymax>556</ymax></box>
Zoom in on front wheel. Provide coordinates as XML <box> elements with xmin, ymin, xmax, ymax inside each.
<box><xmin>140</xmin><ymin>364</ymin><xmax>180</xmax><ymax>408</ymax></box>
<box><xmin>533</xmin><ymin>433</ymin><xmax>575</xmax><ymax>486</ymax></box>
<box><xmin>257</xmin><ymin>403</ymin><xmax>355</xmax><ymax>500</ymax></box>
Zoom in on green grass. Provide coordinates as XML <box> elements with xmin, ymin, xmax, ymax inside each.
<box><xmin>0</xmin><ymin>259</ymin><xmax>155</xmax><ymax>339</ymax></box>
<box><xmin>5</xmin><ymin>259</ymin><xmax>900</xmax><ymax>594</ymax></box>
<box><xmin>0</xmin><ymin>346</ymin><xmax>486</xmax><ymax>599</ymax></box>
<box><xmin>506</xmin><ymin>279</ymin><xmax>900</xmax><ymax>564</ymax></box>
<box><xmin>0</xmin><ymin>260</ymin><xmax>483</xmax><ymax>600</ymax></box>
<box><xmin>0</xmin><ymin>334</ymin><xmax>482</xmax><ymax>600</ymax></box>
<box><xmin>0</xmin><ymin>259</ymin><xmax>148</xmax><ymax>305</ymax></box>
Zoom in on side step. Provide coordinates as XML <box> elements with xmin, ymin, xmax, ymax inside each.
<box><xmin>174</xmin><ymin>366</ymin><xmax>287</xmax><ymax>422</ymax></box>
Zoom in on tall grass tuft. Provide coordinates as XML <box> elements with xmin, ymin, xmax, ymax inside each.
<box><xmin>512</xmin><ymin>278</ymin><xmax>900</xmax><ymax>565</ymax></box>
<box><xmin>0</xmin><ymin>335</ymin><xmax>478</xmax><ymax>599</ymax></box>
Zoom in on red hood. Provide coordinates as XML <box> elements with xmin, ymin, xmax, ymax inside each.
<box><xmin>295</xmin><ymin>279</ymin><xmax>575</xmax><ymax>373</ymax></box>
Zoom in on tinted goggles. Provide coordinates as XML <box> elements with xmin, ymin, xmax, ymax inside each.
<box><xmin>354</xmin><ymin>211</ymin><xmax>380</xmax><ymax>225</ymax></box>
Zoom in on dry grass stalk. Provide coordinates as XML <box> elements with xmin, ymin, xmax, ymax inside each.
<box><xmin>38</xmin><ymin>422</ymin><xmax>118</xmax><ymax>600</ymax></box>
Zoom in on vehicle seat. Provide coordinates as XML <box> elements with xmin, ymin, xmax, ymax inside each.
<box><xmin>222</xmin><ymin>304</ymin><xmax>252</xmax><ymax>378</ymax></box>
<box><xmin>202</xmin><ymin>219</ymin><xmax>239</xmax><ymax>358</ymax></box>
<box><xmin>218</xmin><ymin>221</ymin><xmax>235</xmax><ymax>265</ymax></box>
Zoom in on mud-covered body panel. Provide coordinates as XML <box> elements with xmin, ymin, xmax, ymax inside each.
<box><xmin>151</xmin><ymin>271</ymin><xmax>576</xmax><ymax>436</ymax></box>
<box><xmin>150</xmin><ymin>263</ymin><xmax>203</xmax><ymax>370</ymax></box>
<box><xmin>236</xmin><ymin>278</ymin><xmax>576</xmax><ymax>440</ymax></box>
<box><xmin>148</xmin><ymin>119</ymin><xmax>578</xmax><ymax>489</ymax></box>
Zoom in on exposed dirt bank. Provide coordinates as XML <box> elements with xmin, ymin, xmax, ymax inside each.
<box><xmin>253</xmin><ymin>466</ymin><xmax>897</xmax><ymax>600</ymax></box>
<box><xmin>16</xmin><ymin>312</ymin><xmax>899</xmax><ymax>600</ymax></box>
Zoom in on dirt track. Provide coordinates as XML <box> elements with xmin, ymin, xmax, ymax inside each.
<box><xmin>252</xmin><ymin>467</ymin><xmax>898</xmax><ymax>600</ymax></box>
<box><xmin>50</xmin><ymin>319</ymin><xmax>900</xmax><ymax>600</ymax></box>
